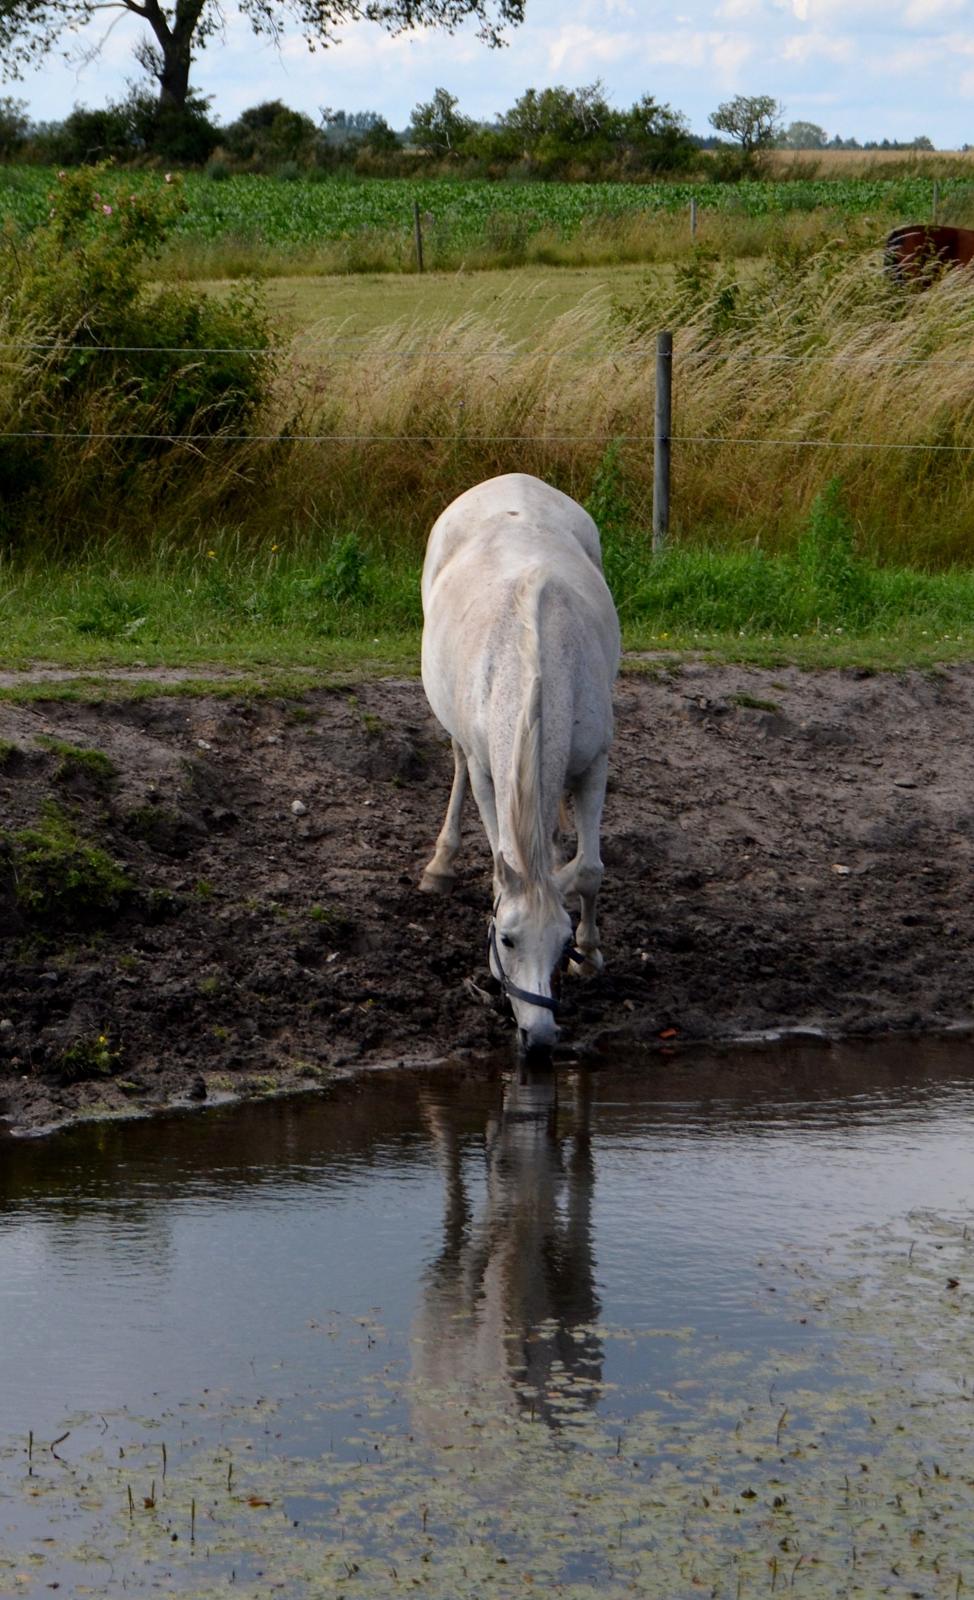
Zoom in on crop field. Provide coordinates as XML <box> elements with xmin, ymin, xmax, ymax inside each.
<box><xmin>1</xmin><ymin>166</ymin><xmax>966</xmax><ymax>253</ymax></box>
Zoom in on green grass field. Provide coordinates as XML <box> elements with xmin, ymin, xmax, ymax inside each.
<box><xmin>250</xmin><ymin>265</ymin><xmax>643</xmax><ymax>345</ymax></box>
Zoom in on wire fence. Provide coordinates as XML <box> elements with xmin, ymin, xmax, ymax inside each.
<box><xmin>4</xmin><ymin>337</ymin><xmax>974</xmax><ymax>367</ymax></box>
<box><xmin>4</xmin><ymin>334</ymin><xmax>974</xmax><ymax>459</ymax></box>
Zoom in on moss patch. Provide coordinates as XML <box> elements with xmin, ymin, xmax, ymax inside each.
<box><xmin>7</xmin><ymin>805</ymin><xmax>132</xmax><ymax>932</ymax></box>
<box><xmin>35</xmin><ymin>735</ymin><xmax>118</xmax><ymax>792</ymax></box>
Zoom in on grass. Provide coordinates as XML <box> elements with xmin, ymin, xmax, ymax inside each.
<box><xmin>35</xmin><ymin>735</ymin><xmax>117</xmax><ymax>789</ymax></box>
<box><xmin>245</xmin><ymin>265</ymin><xmax>648</xmax><ymax>348</ymax></box>
<box><xmin>5</xmin><ymin>215</ymin><xmax>974</xmax><ymax>677</ymax></box>
<box><xmin>2</xmin><ymin>501</ymin><xmax>974</xmax><ymax>686</ymax></box>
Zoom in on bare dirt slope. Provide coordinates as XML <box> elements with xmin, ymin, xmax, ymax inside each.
<box><xmin>2</xmin><ymin>662</ymin><xmax>972</xmax><ymax>1135</ymax></box>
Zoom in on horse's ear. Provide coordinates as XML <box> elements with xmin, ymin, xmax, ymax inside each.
<box><xmin>494</xmin><ymin>851</ymin><xmax>523</xmax><ymax>896</ymax></box>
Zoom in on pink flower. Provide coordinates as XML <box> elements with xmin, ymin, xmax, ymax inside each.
<box><xmin>102</xmin><ymin>204</ymin><xmax>113</xmax><ymax>215</ymax></box>
<box><xmin>93</xmin><ymin>191</ymin><xmax>101</xmax><ymax>201</ymax></box>
<box><xmin>57</xmin><ymin>170</ymin><xmax>66</xmax><ymax>180</ymax></box>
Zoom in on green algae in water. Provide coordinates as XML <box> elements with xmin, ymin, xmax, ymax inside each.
<box><xmin>4</xmin><ymin>1212</ymin><xmax>974</xmax><ymax>1599</ymax></box>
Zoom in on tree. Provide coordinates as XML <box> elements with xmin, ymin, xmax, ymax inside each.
<box><xmin>223</xmin><ymin>99</ymin><xmax>318</xmax><ymax>165</ymax></box>
<box><xmin>0</xmin><ymin>0</ymin><xmax>525</xmax><ymax>129</ymax></box>
<box><xmin>409</xmin><ymin>87</ymin><xmax>474</xmax><ymax>156</ymax></box>
<box><xmin>709</xmin><ymin>95</ymin><xmax>783</xmax><ymax>161</ymax></box>
<box><xmin>0</xmin><ymin>95</ymin><xmax>30</xmax><ymax>156</ymax></box>
<box><xmin>780</xmin><ymin>120</ymin><xmax>827</xmax><ymax>150</ymax></box>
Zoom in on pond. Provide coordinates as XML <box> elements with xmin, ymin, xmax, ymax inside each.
<box><xmin>2</xmin><ymin>1036</ymin><xmax>974</xmax><ymax>1597</ymax></box>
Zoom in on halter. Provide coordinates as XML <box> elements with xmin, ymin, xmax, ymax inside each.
<box><xmin>487</xmin><ymin>900</ymin><xmax>585</xmax><ymax>1016</ymax></box>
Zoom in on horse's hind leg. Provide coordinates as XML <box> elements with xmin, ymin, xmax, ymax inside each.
<box><xmin>420</xmin><ymin>739</ymin><xmax>468</xmax><ymax>895</ymax></box>
<box><xmin>558</xmin><ymin>754</ymin><xmax>608</xmax><ymax>975</ymax></box>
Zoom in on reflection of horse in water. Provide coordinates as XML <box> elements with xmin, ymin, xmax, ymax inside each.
<box><xmin>412</xmin><ymin>1071</ymin><xmax>602</xmax><ymax>1435</ymax></box>
<box><xmin>886</xmin><ymin>224</ymin><xmax>974</xmax><ymax>283</ymax></box>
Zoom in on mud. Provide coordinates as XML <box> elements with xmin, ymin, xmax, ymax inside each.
<box><xmin>1</xmin><ymin>662</ymin><xmax>972</xmax><ymax>1136</ymax></box>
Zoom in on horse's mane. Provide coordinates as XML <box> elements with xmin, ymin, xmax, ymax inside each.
<box><xmin>508</xmin><ymin>568</ymin><xmax>560</xmax><ymax>909</ymax></box>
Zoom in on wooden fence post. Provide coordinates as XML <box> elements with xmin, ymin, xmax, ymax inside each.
<box><xmin>690</xmin><ymin>198</ymin><xmax>697</xmax><ymax>241</ymax></box>
<box><xmin>413</xmin><ymin>201</ymin><xmax>425</xmax><ymax>273</ymax></box>
<box><xmin>653</xmin><ymin>330</ymin><xmax>672</xmax><ymax>555</ymax></box>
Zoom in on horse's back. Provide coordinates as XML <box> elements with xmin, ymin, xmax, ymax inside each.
<box><xmin>421</xmin><ymin>474</ymin><xmax>619</xmax><ymax>756</ymax></box>
<box><xmin>422</xmin><ymin>473</ymin><xmax>605</xmax><ymax>605</ymax></box>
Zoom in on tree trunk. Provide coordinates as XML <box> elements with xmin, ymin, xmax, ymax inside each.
<box><xmin>157</xmin><ymin>42</ymin><xmax>192</xmax><ymax>113</ymax></box>
<box><xmin>139</xmin><ymin>0</ymin><xmax>198</xmax><ymax>115</ymax></box>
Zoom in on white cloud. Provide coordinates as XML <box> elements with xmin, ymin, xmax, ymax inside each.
<box><xmin>903</xmin><ymin>0</ymin><xmax>967</xmax><ymax>20</ymax></box>
<box><xmin>780</xmin><ymin>29</ymin><xmax>855</xmax><ymax>61</ymax></box>
<box><xmin>546</xmin><ymin>24</ymin><xmax>634</xmax><ymax>72</ymax></box>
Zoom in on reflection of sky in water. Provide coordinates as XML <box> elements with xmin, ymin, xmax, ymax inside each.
<box><xmin>1</xmin><ymin>1039</ymin><xmax>973</xmax><ymax>1447</ymax></box>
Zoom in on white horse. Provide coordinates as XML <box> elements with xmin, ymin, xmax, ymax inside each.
<box><xmin>420</xmin><ymin>473</ymin><xmax>621</xmax><ymax>1054</ymax></box>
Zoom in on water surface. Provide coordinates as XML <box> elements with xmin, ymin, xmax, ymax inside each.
<box><xmin>2</xmin><ymin>1036</ymin><xmax>973</xmax><ymax>1597</ymax></box>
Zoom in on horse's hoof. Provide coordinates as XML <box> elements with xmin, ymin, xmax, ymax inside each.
<box><xmin>419</xmin><ymin>870</ymin><xmax>455</xmax><ymax>896</ymax></box>
<box><xmin>569</xmin><ymin>948</ymin><xmax>603</xmax><ymax>979</ymax></box>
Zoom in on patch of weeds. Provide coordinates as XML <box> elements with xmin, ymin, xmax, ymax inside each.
<box><xmin>72</xmin><ymin>585</ymin><xmax>149</xmax><ymax>642</ymax></box>
<box><xmin>360</xmin><ymin>711</ymin><xmax>385</xmax><ymax>736</ymax></box>
<box><xmin>729</xmin><ymin>692</ymin><xmax>781</xmax><ymax>713</ymax></box>
<box><xmin>117</xmin><ymin>953</ymin><xmax>140</xmax><ymax>973</ymax></box>
<box><xmin>286</xmin><ymin>705</ymin><xmax>315</xmax><ymax>725</ymax></box>
<box><xmin>193</xmin><ymin>879</ymin><xmax>216</xmax><ymax>901</ymax></box>
<box><xmin>36</xmin><ymin>735</ymin><xmax>117</xmax><ymax>791</ymax></box>
<box><xmin>198</xmin><ymin>974</ymin><xmax>222</xmax><ymax>996</ymax></box>
<box><xmin>211</xmin><ymin>1025</ymin><xmax>230</xmax><ymax>1042</ymax></box>
<box><xmin>8</xmin><ymin>805</ymin><xmax>131</xmax><ymax>932</ymax></box>
<box><xmin>57</xmin><ymin>1031</ymin><xmax>121</xmax><ymax>1084</ymax></box>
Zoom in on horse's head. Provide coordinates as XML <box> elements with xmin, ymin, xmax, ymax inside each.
<box><xmin>489</xmin><ymin>855</ymin><xmax>574</xmax><ymax>1057</ymax></box>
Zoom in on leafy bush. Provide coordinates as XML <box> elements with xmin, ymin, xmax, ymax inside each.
<box><xmin>42</xmin><ymin>89</ymin><xmax>218</xmax><ymax>165</ymax></box>
<box><xmin>0</xmin><ymin>164</ymin><xmax>275</xmax><ymax>546</ymax></box>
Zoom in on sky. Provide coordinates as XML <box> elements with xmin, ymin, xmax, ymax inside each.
<box><xmin>6</xmin><ymin>0</ymin><xmax>974</xmax><ymax>147</ymax></box>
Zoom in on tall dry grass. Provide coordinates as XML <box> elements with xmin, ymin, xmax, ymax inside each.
<box><xmin>247</xmin><ymin>239</ymin><xmax>974</xmax><ymax>567</ymax></box>
<box><xmin>766</xmin><ymin>148</ymin><xmax>974</xmax><ymax>179</ymax></box>
<box><xmin>257</xmin><ymin>292</ymin><xmax>654</xmax><ymax>543</ymax></box>
<box><xmin>8</xmin><ymin>233</ymin><xmax>974</xmax><ymax>571</ymax></box>
<box><xmin>624</xmin><ymin>239</ymin><xmax>974</xmax><ymax>565</ymax></box>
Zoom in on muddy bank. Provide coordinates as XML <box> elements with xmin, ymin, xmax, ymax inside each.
<box><xmin>1</xmin><ymin>662</ymin><xmax>972</xmax><ymax>1135</ymax></box>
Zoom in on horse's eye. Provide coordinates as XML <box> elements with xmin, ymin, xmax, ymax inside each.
<box><xmin>501</xmin><ymin>934</ymin><xmax>515</xmax><ymax>949</ymax></box>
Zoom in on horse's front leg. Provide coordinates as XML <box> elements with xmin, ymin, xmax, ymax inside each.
<box><xmin>556</xmin><ymin>753</ymin><xmax>608</xmax><ymax>975</ymax></box>
<box><xmin>420</xmin><ymin>739</ymin><xmax>469</xmax><ymax>895</ymax></box>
